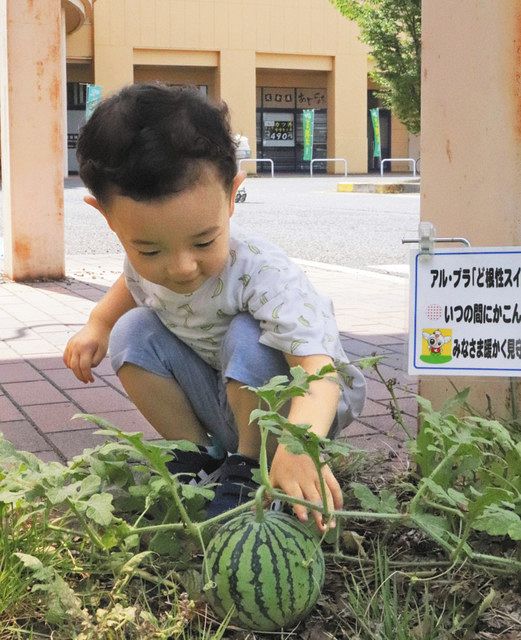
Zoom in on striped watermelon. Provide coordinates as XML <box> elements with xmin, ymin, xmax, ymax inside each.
<box><xmin>203</xmin><ymin>511</ymin><xmax>325</xmax><ymax>631</ymax></box>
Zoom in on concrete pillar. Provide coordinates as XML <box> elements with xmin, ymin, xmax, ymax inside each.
<box><xmin>420</xmin><ymin>0</ymin><xmax>521</xmax><ymax>416</ymax></box>
<box><xmin>327</xmin><ymin>54</ymin><xmax>367</xmax><ymax>174</ymax></box>
<box><xmin>0</xmin><ymin>0</ymin><xmax>65</xmax><ymax>280</ymax></box>
<box><xmin>218</xmin><ymin>50</ymin><xmax>257</xmax><ymax>162</ymax></box>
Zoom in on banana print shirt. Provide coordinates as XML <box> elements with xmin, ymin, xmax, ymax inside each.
<box><xmin>123</xmin><ymin>227</ymin><xmax>366</xmax><ymax>425</ymax></box>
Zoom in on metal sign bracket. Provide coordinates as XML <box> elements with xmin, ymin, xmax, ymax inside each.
<box><xmin>402</xmin><ymin>221</ymin><xmax>471</xmax><ymax>254</ymax></box>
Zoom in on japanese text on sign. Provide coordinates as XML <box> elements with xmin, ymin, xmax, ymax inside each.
<box><xmin>408</xmin><ymin>248</ymin><xmax>521</xmax><ymax>376</ymax></box>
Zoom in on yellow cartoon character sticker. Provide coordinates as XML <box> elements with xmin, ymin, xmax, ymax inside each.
<box><xmin>420</xmin><ymin>328</ymin><xmax>453</xmax><ymax>364</ymax></box>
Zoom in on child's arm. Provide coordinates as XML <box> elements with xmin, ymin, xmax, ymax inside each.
<box><xmin>63</xmin><ymin>274</ymin><xmax>137</xmax><ymax>383</ymax></box>
<box><xmin>269</xmin><ymin>353</ymin><xmax>343</xmax><ymax>532</ymax></box>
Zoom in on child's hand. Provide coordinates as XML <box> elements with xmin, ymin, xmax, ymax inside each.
<box><xmin>63</xmin><ymin>321</ymin><xmax>110</xmax><ymax>383</ymax></box>
<box><xmin>269</xmin><ymin>447</ymin><xmax>343</xmax><ymax>532</ymax></box>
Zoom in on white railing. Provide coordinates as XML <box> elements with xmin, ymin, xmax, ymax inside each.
<box><xmin>310</xmin><ymin>158</ymin><xmax>348</xmax><ymax>177</ymax></box>
<box><xmin>380</xmin><ymin>157</ymin><xmax>417</xmax><ymax>177</ymax></box>
<box><xmin>239</xmin><ymin>158</ymin><xmax>275</xmax><ymax>177</ymax></box>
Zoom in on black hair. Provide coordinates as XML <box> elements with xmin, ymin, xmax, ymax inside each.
<box><xmin>77</xmin><ymin>83</ymin><xmax>238</xmax><ymax>204</ymax></box>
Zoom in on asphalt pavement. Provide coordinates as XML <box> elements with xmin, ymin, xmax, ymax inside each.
<box><xmin>58</xmin><ymin>175</ymin><xmax>419</xmax><ymax>271</ymax></box>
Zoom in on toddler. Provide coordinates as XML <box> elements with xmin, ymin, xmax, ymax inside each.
<box><xmin>63</xmin><ymin>83</ymin><xmax>366</xmax><ymax>530</ymax></box>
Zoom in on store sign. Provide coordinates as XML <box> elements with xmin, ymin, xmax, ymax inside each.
<box><xmin>263</xmin><ymin>112</ymin><xmax>295</xmax><ymax>147</ymax></box>
<box><xmin>409</xmin><ymin>247</ymin><xmax>521</xmax><ymax>376</ymax></box>
<box><xmin>296</xmin><ymin>88</ymin><xmax>327</xmax><ymax>109</ymax></box>
<box><xmin>302</xmin><ymin>109</ymin><xmax>314</xmax><ymax>160</ymax></box>
<box><xmin>262</xmin><ymin>88</ymin><xmax>295</xmax><ymax>108</ymax></box>
<box><xmin>85</xmin><ymin>84</ymin><xmax>102</xmax><ymax>120</ymax></box>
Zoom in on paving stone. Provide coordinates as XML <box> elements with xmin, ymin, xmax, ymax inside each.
<box><xmin>23</xmin><ymin>402</ymin><xmax>86</xmax><ymax>433</ymax></box>
<box><xmin>365</xmin><ymin>377</ymin><xmax>412</xmax><ymax>400</ymax></box>
<box><xmin>3</xmin><ymin>380</ymin><xmax>68</xmax><ymax>406</ymax></box>
<box><xmin>359</xmin><ymin>398</ymin><xmax>391</xmax><ymax>418</ymax></box>
<box><xmin>341</xmin><ymin>420</ymin><xmax>377</xmax><ymax>438</ymax></box>
<box><xmin>93</xmin><ymin>410</ymin><xmax>161</xmax><ymax>439</ymax></box>
<box><xmin>43</xmin><ymin>368</ymin><xmax>106</xmax><ymax>390</ymax></box>
<box><xmin>100</xmin><ymin>374</ymin><xmax>127</xmax><ymax>394</ymax></box>
<box><xmin>47</xmin><ymin>429</ymin><xmax>115</xmax><ymax>459</ymax></box>
<box><xmin>348</xmin><ymin>433</ymin><xmax>407</xmax><ymax>456</ymax></box>
<box><xmin>0</xmin><ymin>395</ymin><xmax>24</xmax><ymax>421</ymax></box>
<box><xmin>0</xmin><ymin>361</ymin><xmax>43</xmax><ymax>383</ymax></box>
<box><xmin>358</xmin><ymin>413</ymin><xmax>417</xmax><ymax>438</ymax></box>
<box><xmin>8</xmin><ymin>339</ymin><xmax>61</xmax><ymax>356</ymax></box>
<box><xmin>372</xmin><ymin>396</ymin><xmax>419</xmax><ymax>418</ymax></box>
<box><xmin>35</xmin><ymin>450</ymin><xmax>65</xmax><ymax>464</ymax></box>
<box><xmin>27</xmin><ymin>355</ymin><xmax>68</xmax><ymax>370</ymax></box>
<box><xmin>92</xmin><ymin>358</ymin><xmax>116</xmax><ymax>376</ymax></box>
<box><xmin>0</xmin><ymin>420</ymin><xmax>50</xmax><ymax>452</ymax></box>
<box><xmin>67</xmin><ymin>386</ymin><xmax>134</xmax><ymax>412</ymax></box>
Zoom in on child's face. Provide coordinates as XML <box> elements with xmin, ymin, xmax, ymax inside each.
<box><xmin>87</xmin><ymin>167</ymin><xmax>245</xmax><ymax>294</ymax></box>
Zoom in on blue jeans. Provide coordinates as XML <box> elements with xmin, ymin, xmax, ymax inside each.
<box><xmin>109</xmin><ymin>307</ymin><xmax>300</xmax><ymax>453</ymax></box>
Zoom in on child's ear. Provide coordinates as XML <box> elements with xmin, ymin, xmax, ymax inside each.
<box><xmin>229</xmin><ymin>171</ymin><xmax>247</xmax><ymax>215</ymax></box>
<box><xmin>84</xmin><ymin>195</ymin><xmax>113</xmax><ymax>230</ymax></box>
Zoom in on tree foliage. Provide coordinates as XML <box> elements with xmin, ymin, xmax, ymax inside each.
<box><xmin>331</xmin><ymin>0</ymin><xmax>421</xmax><ymax>134</ymax></box>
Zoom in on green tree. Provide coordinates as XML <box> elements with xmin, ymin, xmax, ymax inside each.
<box><xmin>331</xmin><ymin>0</ymin><xmax>421</xmax><ymax>134</ymax></box>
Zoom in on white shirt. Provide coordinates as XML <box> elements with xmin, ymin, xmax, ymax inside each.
<box><xmin>124</xmin><ymin>227</ymin><xmax>366</xmax><ymax>426</ymax></box>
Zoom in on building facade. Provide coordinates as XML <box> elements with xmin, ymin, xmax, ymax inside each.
<box><xmin>65</xmin><ymin>0</ymin><xmax>410</xmax><ymax>175</ymax></box>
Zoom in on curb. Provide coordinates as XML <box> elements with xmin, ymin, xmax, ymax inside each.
<box><xmin>337</xmin><ymin>182</ymin><xmax>420</xmax><ymax>194</ymax></box>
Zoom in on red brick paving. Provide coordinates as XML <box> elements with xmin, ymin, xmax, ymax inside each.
<box><xmin>0</xmin><ymin>255</ymin><xmax>417</xmax><ymax>463</ymax></box>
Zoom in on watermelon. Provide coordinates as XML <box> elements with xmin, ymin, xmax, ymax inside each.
<box><xmin>203</xmin><ymin>511</ymin><xmax>325</xmax><ymax>631</ymax></box>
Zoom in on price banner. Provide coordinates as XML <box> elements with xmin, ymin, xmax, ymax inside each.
<box><xmin>370</xmin><ymin>108</ymin><xmax>381</xmax><ymax>158</ymax></box>
<box><xmin>302</xmin><ymin>109</ymin><xmax>314</xmax><ymax>161</ymax></box>
<box><xmin>408</xmin><ymin>247</ymin><xmax>521</xmax><ymax>376</ymax></box>
<box><xmin>85</xmin><ymin>84</ymin><xmax>102</xmax><ymax>121</ymax></box>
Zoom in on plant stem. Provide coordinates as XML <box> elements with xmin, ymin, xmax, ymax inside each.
<box><xmin>269</xmin><ymin>489</ymin><xmax>407</xmax><ymax>522</ymax></box>
<box><xmin>65</xmin><ymin>498</ymin><xmax>105</xmax><ymax>550</ymax></box>
<box><xmin>324</xmin><ymin>551</ymin><xmax>453</xmax><ymax>569</ymax></box>
<box><xmin>333</xmin><ymin>509</ymin><xmax>408</xmax><ymax>522</ymax></box>
<box><xmin>258</xmin><ymin>425</ymin><xmax>272</xmax><ymax>490</ymax></box>
<box><xmin>410</xmin><ymin>515</ymin><xmax>455</xmax><ymax>556</ymax></box>
<box><xmin>424</xmin><ymin>500</ymin><xmax>464</xmax><ymax>517</ymax></box>
<box><xmin>409</xmin><ymin>454</ymin><xmax>455</xmax><ymax>512</ymax></box>
<box><xmin>163</xmin><ymin>475</ymin><xmax>199</xmax><ymax>538</ymax></box>
<box><xmin>314</xmin><ymin>458</ymin><xmax>330</xmax><ymax>522</ymax></box>
<box><xmin>451</xmin><ymin>523</ymin><xmax>471</xmax><ymax>562</ymax></box>
<box><xmin>254</xmin><ymin>486</ymin><xmax>267</xmax><ymax>522</ymax></box>
<box><xmin>132</xmin><ymin>568</ymin><xmax>182</xmax><ymax>590</ymax></box>
<box><xmin>198</xmin><ymin>499</ymin><xmax>255</xmax><ymax>529</ymax></box>
<box><xmin>48</xmin><ymin>523</ymin><xmax>83</xmax><ymax>537</ymax></box>
<box><xmin>374</xmin><ymin>363</ymin><xmax>414</xmax><ymax>439</ymax></box>
<box><xmin>470</xmin><ymin>551</ymin><xmax>521</xmax><ymax>572</ymax></box>
<box><xmin>129</xmin><ymin>521</ymin><xmax>187</xmax><ymax>534</ymax></box>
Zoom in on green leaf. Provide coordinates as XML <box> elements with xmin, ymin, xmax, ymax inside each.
<box><xmin>415</xmin><ymin>395</ymin><xmax>434</xmax><ymax>414</ymax></box>
<box><xmin>84</xmin><ymin>492</ymin><xmax>114</xmax><ymax>526</ymax></box>
<box><xmin>324</xmin><ymin>440</ymin><xmax>353</xmax><ymax>458</ymax></box>
<box><xmin>46</xmin><ymin>481</ymin><xmax>82</xmax><ymax>505</ymax></box>
<box><xmin>411</xmin><ymin>512</ymin><xmax>451</xmax><ymax>540</ymax></box>
<box><xmin>472</xmin><ymin>505</ymin><xmax>521</xmax><ymax>537</ymax></box>
<box><xmin>351</xmin><ymin>482</ymin><xmax>399</xmax><ymax>513</ymax></box>
<box><xmin>467</xmin><ymin>487</ymin><xmax>515</xmax><ymax>521</ymax></box>
<box><xmin>441</xmin><ymin>387</ymin><xmax>470</xmax><ymax>416</ymax></box>
<box><xmin>278</xmin><ymin>432</ymin><xmax>306</xmax><ymax>455</ymax></box>
<box><xmin>14</xmin><ymin>553</ymin><xmax>44</xmax><ymax>571</ymax></box>
<box><xmin>356</xmin><ymin>355</ymin><xmax>386</xmax><ymax>370</ymax></box>
<box><xmin>506</xmin><ymin>521</ymin><xmax>521</xmax><ymax>540</ymax></box>
<box><xmin>180</xmin><ymin>484</ymin><xmax>214</xmax><ymax>501</ymax></box>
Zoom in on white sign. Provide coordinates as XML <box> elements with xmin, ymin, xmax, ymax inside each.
<box><xmin>408</xmin><ymin>247</ymin><xmax>521</xmax><ymax>376</ymax></box>
<box><xmin>262</xmin><ymin>112</ymin><xmax>294</xmax><ymax>147</ymax></box>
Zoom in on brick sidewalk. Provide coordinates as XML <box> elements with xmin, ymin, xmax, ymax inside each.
<box><xmin>0</xmin><ymin>255</ymin><xmax>416</xmax><ymax>465</ymax></box>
